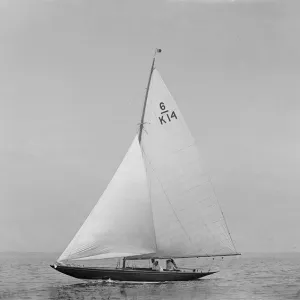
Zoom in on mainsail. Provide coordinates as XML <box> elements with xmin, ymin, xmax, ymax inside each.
<box><xmin>136</xmin><ymin>70</ymin><xmax>236</xmax><ymax>259</ymax></box>
<box><xmin>58</xmin><ymin>63</ymin><xmax>238</xmax><ymax>263</ymax></box>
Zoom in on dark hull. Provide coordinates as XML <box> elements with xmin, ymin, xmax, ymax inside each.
<box><xmin>50</xmin><ymin>265</ymin><xmax>216</xmax><ymax>282</ymax></box>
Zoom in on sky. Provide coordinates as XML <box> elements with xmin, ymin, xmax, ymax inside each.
<box><xmin>0</xmin><ymin>0</ymin><xmax>299</xmax><ymax>254</ymax></box>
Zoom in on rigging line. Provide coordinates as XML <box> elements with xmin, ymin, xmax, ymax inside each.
<box><xmin>192</xmin><ymin>196</ymin><xmax>224</xmax><ymax>257</ymax></box>
<box><xmin>207</xmin><ymin>176</ymin><xmax>238</xmax><ymax>253</ymax></box>
<box><xmin>193</xmin><ymin>197</ymin><xmax>220</xmax><ymax>256</ymax></box>
<box><xmin>216</xmin><ymin>217</ymin><xmax>235</xmax><ymax>245</ymax></box>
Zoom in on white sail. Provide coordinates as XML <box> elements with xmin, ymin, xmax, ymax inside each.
<box><xmin>138</xmin><ymin>69</ymin><xmax>237</xmax><ymax>258</ymax></box>
<box><xmin>58</xmin><ymin>68</ymin><xmax>237</xmax><ymax>262</ymax></box>
<box><xmin>58</xmin><ymin>136</ymin><xmax>157</xmax><ymax>262</ymax></box>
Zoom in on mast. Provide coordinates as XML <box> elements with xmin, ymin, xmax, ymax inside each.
<box><xmin>138</xmin><ymin>48</ymin><xmax>162</xmax><ymax>143</ymax></box>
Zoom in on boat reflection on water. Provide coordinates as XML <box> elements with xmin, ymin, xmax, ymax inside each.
<box><xmin>47</xmin><ymin>279</ymin><xmax>216</xmax><ymax>300</ymax></box>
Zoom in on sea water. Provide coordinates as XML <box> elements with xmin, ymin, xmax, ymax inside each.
<box><xmin>0</xmin><ymin>252</ymin><xmax>300</xmax><ymax>300</ymax></box>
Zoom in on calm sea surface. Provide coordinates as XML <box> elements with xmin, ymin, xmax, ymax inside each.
<box><xmin>0</xmin><ymin>252</ymin><xmax>300</xmax><ymax>300</ymax></box>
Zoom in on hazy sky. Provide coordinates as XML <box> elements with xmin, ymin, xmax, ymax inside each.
<box><xmin>1</xmin><ymin>0</ymin><xmax>299</xmax><ymax>253</ymax></box>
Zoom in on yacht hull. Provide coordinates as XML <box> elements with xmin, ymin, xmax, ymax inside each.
<box><xmin>50</xmin><ymin>265</ymin><xmax>216</xmax><ymax>282</ymax></box>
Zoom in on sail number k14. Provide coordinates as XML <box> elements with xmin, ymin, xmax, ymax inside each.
<box><xmin>158</xmin><ymin>102</ymin><xmax>177</xmax><ymax>125</ymax></box>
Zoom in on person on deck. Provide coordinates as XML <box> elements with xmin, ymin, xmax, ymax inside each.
<box><xmin>166</xmin><ymin>258</ymin><xmax>178</xmax><ymax>271</ymax></box>
<box><xmin>151</xmin><ymin>258</ymin><xmax>156</xmax><ymax>270</ymax></box>
<box><xmin>153</xmin><ymin>261</ymin><xmax>164</xmax><ymax>272</ymax></box>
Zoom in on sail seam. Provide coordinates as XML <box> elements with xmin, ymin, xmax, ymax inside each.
<box><xmin>207</xmin><ymin>177</ymin><xmax>238</xmax><ymax>253</ymax></box>
<box><xmin>143</xmin><ymin>153</ymin><xmax>194</xmax><ymax>246</ymax></box>
<box><xmin>195</xmin><ymin>198</ymin><xmax>233</xmax><ymax>255</ymax></box>
<box><xmin>171</xmin><ymin>142</ymin><xmax>196</xmax><ymax>155</ymax></box>
<box><xmin>192</xmin><ymin>196</ymin><xmax>217</xmax><ymax>257</ymax></box>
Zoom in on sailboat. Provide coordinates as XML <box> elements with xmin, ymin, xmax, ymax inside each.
<box><xmin>51</xmin><ymin>49</ymin><xmax>240</xmax><ymax>282</ymax></box>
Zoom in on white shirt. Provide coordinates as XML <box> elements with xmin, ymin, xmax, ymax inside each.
<box><xmin>153</xmin><ymin>263</ymin><xmax>163</xmax><ymax>272</ymax></box>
